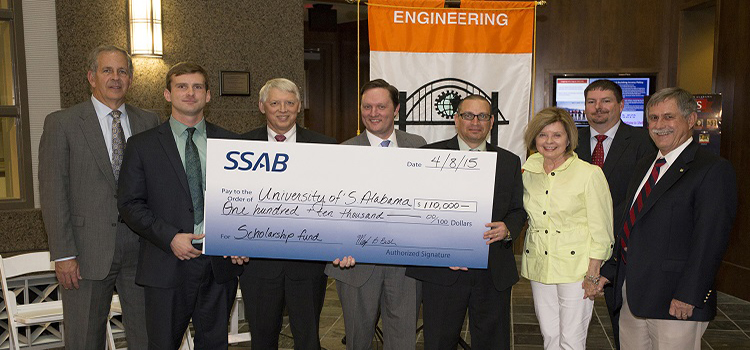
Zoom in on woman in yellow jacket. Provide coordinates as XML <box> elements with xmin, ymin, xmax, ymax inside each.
<box><xmin>521</xmin><ymin>107</ymin><xmax>614</xmax><ymax>350</ymax></box>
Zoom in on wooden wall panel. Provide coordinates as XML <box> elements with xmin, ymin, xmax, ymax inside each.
<box><xmin>534</xmin><ymin>0</ymin><xmax>750</xmax><ymax>300</ymax></box>
<box><xmin>337</xmin><ymin>21</ymin><xmax>370</xmax><ymax>142</ymax></box>
<box><xmin>533</xmin><ymin>0</ymin><xmax>670</xmax><ymax>111</ymax></box>
<box><xmin>713</xmin><ymin>0</ymin><xmax>750</xmax><ymax>301</ymax></box>
<box><xmin>55</xmin><ymin>0</ymin><xmax>304</xmax><ymax>134</ymax></box>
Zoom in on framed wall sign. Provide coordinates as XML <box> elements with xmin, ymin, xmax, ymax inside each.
<box><xmin>220</xmin><ymin>71</ymin><xmax>251</xmax><ymax>96</ymax></box>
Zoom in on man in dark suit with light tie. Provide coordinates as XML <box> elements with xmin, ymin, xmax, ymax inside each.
<box><xmin>574</xmin><ymin>79</ymin><xmax>655</xmax><ymax>347</ymax></box>
<box><xmin>118</xmin><ymin>62</ymin><xmax>243</xmax><ymax>349</ymax></box>
<box><xmin>326</xmin><ymin>79</ymin><xmax>426</xmax><ymax>350</ymax></box>
<box><xmin>406</xmin><ymin>95</ymin><xmax>526</xmax><ymax>350</ymax></box>
<box><xmin>599</xmin><ymin>87</ymin><xmax>737</xmax><ymax>350</ymax></box>
<box><xmin>39</xmin><ymin>45</ymin><xmax>158</xmax><ymax>349</ymax></box>
<box><xmin>239</xmin><ymin>78</ymin><xmax>336</xmax><ymax>350</ymax></box>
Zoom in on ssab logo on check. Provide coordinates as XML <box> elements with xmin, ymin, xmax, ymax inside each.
<box><xmin>224</xmin><ymin>151</ymin><xmax>289</xmax><ymax>172</ymax></box>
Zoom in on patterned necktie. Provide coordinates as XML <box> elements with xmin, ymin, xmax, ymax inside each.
<box><xmin>592</xmin><ymin>134</ymin><xmax>607</xmax><ymax>167</ymax></box>
<box><xmin>110</xmin><ymin>110</ymin><xmax>125</xmax><ymax>182</ymax></box>
<box><xmin>620</xmin><ymin>158</ymin><xmax>667</xmax><ymax>263</ymax></box>
<box><xmin>380</xmin><ymin>140</ymin><xmax>391</xmax><ymax>147</ymax></box>
<box><xmin>185</xmin><ymin>127</ymin><xmax>204</xmax><ymax>225</ymax></box>
<box><xmin>275</xmin><ymin>134</ymin><xmax>286</xmax><ymax>142</ymax></box>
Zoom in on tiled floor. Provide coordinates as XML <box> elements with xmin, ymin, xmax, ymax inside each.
<box><xmin>227</xmin><ymin>256</ymin><xmax>750</xmax><ymax>349</ymax></box>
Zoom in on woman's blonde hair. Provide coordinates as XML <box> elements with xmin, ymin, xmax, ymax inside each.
<box><xmin>524</xmin><ymin>107</ymin><xmax>578</xmax><ymax>156</ymax></box>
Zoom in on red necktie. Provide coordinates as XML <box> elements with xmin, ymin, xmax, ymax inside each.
<box><xmin>592</xmin><ymin>135</ymin><xmax>607</xmax><ymax>167</ymax></box>
<box><xmin>274</xmin><ymin>134</ymin><xmax>286</xmax><ymax>142</ymax></box>
<box><xmin>620</xmin><ymin>158</ymin><xmax>667</xmax><ymax>263</ymax></box>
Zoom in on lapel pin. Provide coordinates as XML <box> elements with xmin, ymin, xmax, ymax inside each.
<box><xmin>680</xmin><ymin>168</ymin><xmax>684</xmax><ymax>172</ymax></box>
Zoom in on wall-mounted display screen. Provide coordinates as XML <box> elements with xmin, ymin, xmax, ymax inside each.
<box><xmin>552</xmin><ymin>74</ymin><xmax>657</xmax><ymax>127</ymax></box>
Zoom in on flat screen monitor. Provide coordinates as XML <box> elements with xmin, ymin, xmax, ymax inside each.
<box><xmin>551</xmin><ymin>73</ymin><xmax>657</xmax><ymax>127</ymax></box>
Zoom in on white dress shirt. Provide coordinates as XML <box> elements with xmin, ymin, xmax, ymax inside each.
<box><xmin>267</xmin><ymin>124</ymin><xmax>297</xmax><ymax>143</ymax></box>
<box><xmin>91</xmin><ymin>95</ymin><xmax>133</xmax><ymax>157</ymax></box>
<box><xmin>630</xmin><ymin>137</ymin><xmax>693</xmax><ymax>207</ymax></box>
<box><xmin>365</xmin><ymin>129</ymin><xmax>399</xmax><ymax>148</ymax></box>
<box><xmin>588</xmin><ymin>121</ymin><xmax>621</xmax><ymax>161</ymax></box>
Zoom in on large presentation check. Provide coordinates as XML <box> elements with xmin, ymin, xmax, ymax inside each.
<box><xmin>203</xmin><ymin>139</ymin><xmax>497</xmax><ymax>268</ymax></box>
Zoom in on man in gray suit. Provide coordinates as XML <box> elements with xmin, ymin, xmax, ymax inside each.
<box><xmin>39</xmin><ymin>45</ymin><xmax>158</xmax><ymax>349</ymax></box>
<box><xmin>326</xmin><ymin>79</ymin><xmax>426</xmax><ymax>350</ymax></box>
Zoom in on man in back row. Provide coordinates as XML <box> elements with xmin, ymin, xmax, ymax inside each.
<box><xmin>574</xmin><ymin>79</ymin><xmax>655</xmax><ymax>348</ymax></box>
<box><xmin>327</xmin><ymin>79</ymin><xmax>426</xmax><ymax>350</ymax></box>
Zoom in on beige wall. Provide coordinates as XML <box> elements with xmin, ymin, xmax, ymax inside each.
<box><xmin>0</xmin><ymin>1</ymin><xmax>305</xmax><ymax>253</ymax></box>
<box><xmin>677</xmin><ymin>5</ymin><xmax>716</xmax><ymax>93</ymax></box>
<box><xmin>56</xmin><ymin>0</ymin><xmax>304</xmax><ymax>134</ymax></box>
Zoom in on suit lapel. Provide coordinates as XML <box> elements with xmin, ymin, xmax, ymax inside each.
<box><xmin>602</xmin><ymin>124</ymin><xmax>631</xmax><ymax>177</ymax></box>
<box><xmin>295</xmin><ymin>125</ymin><xmax>310</xmax><ymax>143</ymax></box>
<box><xmin>356</xmin><ymin>132</ymin><xmax>370</xmax><ymax>146</ymax></box>
<box><xmin>125</xmin><ymin>104</ymin><xmax>148</xmax><ymax>134</ymax></box>
<box><xmin>634</xmin><ymin>144</ymin><xmax>696</xmax><ymax>223</ymax></box>
<box><xmin>577</xmin><ymin>127</ymin><xmax>592</xmax><ymax>162</ymax></box>
<box><xmin>394</xmin><ymin>130</ymin><xmax>407</xmax><ymax>147</ymax></box>
<box><xmin>446</xmin><ymin>136</ymin><xmax>460</xmax><ymax>150</ymax></box>
<box><xmin>78</xmin><ymin>101</ymin><xmax>117</xmax><ymax>190</ymax></box>
<box><xmin>253</xmin><ymin>127</ymin><xmax>269</xmax><ymax>141</ymax></box>
<box><xmin>157</xmin><ymin>122</ymin><xmax>191</xmax><ymax>196</ymax></box>
<box><xmin>205</xmin><ymin>121</ymin><xmax>219</xmax><ymax>138</ymax></box>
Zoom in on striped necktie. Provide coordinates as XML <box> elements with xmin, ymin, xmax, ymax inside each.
<box><xmin>620</xmin><ymin>158</ymin><xmax>667</xmax><ymax>263</ymax></box>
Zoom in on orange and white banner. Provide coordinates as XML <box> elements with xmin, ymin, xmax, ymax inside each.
<box><xmin>369</xmin><ymin>0</ymin><xmax>535</xmax><ymax>159</ymax></box>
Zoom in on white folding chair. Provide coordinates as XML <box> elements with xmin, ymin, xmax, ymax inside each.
<box><xmin>0</xmin><ymin>252</ymin><xmax>64</xmax><ymax>350</ymax></box>
<box><xmin>107</xmin><ymin>294</ymin><xmax>123</xmax><ymax>350</ymax></box>
<box><xmin>228</xmin><ymin>285</ymin><xmax>251</xmax><ymax>344</ymax></box>
<box><xmin>107</xmin><ymin>295</ymin><xmax>194</xmax><ymax>350</ymax></box>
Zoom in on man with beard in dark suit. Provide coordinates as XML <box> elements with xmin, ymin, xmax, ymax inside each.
<box><xmin>574</xmin><ymin>79</ymin><xmax>655</xmax><ymax>348</ymax></box>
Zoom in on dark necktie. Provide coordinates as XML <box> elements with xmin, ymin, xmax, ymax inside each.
<box><xmin>275</xmin><ymin>134</ymin><xmax>286</xmax><ymax>142</ymax></box>
<box><xmin>620</xmin><ymin>158</ymin><xmax>667</xmax><ymax>263</ymax></box>
<box><xmin>380</xmin><ymin>140</ymin><xmax>391</xmax><ymax>147</ymax></box>
<box><xmin>592</xmin><ymin>134</ymin><xmax>607</xmax><ymax>167</ymax></box>
<box><xmin>185</xmin><ymin>127</ymin><xmax>203</xmax><ymax>225</ymax></box>
<box><xmin>110</xmin><ymin>110</ymin><xmax>125</xmax><ymax>182</ymax></box>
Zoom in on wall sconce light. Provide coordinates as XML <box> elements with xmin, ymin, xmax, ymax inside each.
<box><xmin>129</xmin><ymin>0</ymin><xmax>162</xmax><ymax>56</ymax></box>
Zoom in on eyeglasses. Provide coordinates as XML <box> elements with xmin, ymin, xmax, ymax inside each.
<box><xmin>458</xmin><ymin>112</ymin><xmax>492</xmax><ymax>121</ymax></box>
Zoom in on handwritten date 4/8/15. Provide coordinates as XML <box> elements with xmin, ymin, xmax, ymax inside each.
<box><xmin>428</xmin><ymin>153</ymin><xmax>479</xmax><ymax>171</ymax></box>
